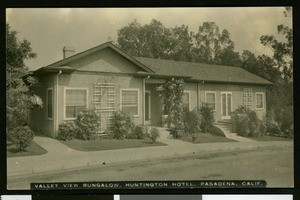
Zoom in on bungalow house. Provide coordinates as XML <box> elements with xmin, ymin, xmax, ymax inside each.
<box><xmin>30</xmin><ymin>42</ymin><xmax>272</xmax><ymax>138</ymax></box>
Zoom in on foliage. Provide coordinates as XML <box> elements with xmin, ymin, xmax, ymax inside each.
<box><xmin>8</xmin><ymin>126</ymin><xmax>34</xmax><ymax>152</ymax></box>
<box><xmin>159</xmin><ymin>78</ymin><xmax>184</xmax><ymax>131</ymax></box>
<box><xmin>170</xmin><ymin>128</ymin><xmax>186</xmax><ymax>139</ymax></box>
<box><xmin>133</xmin><ymin>125</ymin><xmax>149</xmax><ymax>139</ymax></box>
<box><xmin>6</xmin><ymin>24</ymin><xmax>42</xmax><ymax>152</ymax></box>
<box><xmin>111</xmin><ymin>111</ymin><xmax>135</xmax><ymax>139</ymax></box>
<box><xmin>199</xmin><ymin>104</ymin><xmax>215</xmax><ymax>133</ymax></box>
<box><xmin>117</xmin><ymin>20</ymin><xmax>240</xmax><ymax>65</ymax></box>
<box><xmin>266</xmin><ymin>108</ymin><xmax>293</xmax><ymax>138</ymax></box>
<box><xmin>75</xmin><ymin>109</ymin><xmax>101</xmax><ymax>140</ymax></box>
<box><xmin>57</xmin><ymin>121</ymin><xmax>77</xmax><ymax>141</ymax></box>
<box><xmin>182</xmin><ymin>107</ymin><xmax>201</xmax><ymax>135</ymax></box>
<box><xmin>117</xmin><ymin>19</ymin><xmax>194</xmax><ymax>61</ymax></box>
<box><xmin>231</xmin><ymin>106</ymin><xmax>265</xmax><ymax>138</ymax></box>
<box><xmin>149</xmin><ymin>127</ymin><xmax>160</xmax><ymax>143</ymax></box>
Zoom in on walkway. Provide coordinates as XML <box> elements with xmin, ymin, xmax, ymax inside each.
<box><xmin>7</xmin><ymin>128</ymin><xmax>293</xmax><ymax>177</ymax></box>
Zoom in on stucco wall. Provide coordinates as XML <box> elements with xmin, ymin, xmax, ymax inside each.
<box><xmin>30</xmin><ymin>75</ymin><xmax>55</xmax><ymax>137</ymax></box>
<box><xmin>184</xmin><ymin>82</ymin><xmax>198</xmax><ymax>111</ymax></box>
<box><xmin>56</xmin><ymin>72</ymin><xmax>143</xmax><ymax>134</ymax></box>
<box><xmin>68</xmin><ymin>48</ymin><xmax>145</xmax><ymax>73</ymax></box>
<box><xmin>198</xmin><ymin>83</ymin><xmax>267</xmax><ymax>121</ymax></box>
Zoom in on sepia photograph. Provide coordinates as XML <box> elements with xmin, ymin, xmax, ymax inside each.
<box><xmin>6</xmin><ymin>7</ymin><xmax>293</xmax><ymax>190</ymax></box>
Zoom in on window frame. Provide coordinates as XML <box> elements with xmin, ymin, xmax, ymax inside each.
<box><xmin>205</xmin><ymin>91</ymin><xmax>217</xmax><ymax>111</ymax></box>
<box><xmin>46</xmin><ymin>87</ymin><xmax>53</xmax><ymax>120</ymax></box>
<box><xmin>183</xmin><ymin>91</ymin><xmax>191</xmax><ymax>111</ymax></box>
<box><xmin>120</xmin><ymin>88</ymin><xmax>140</xmax><ymax>117</ymax></box>
<box><xmin>255</xmin><ymin>92</ymin><xmax>264</xmax><ymax>110</ymax></box>
<box><xmin>63</xmin><ymin>87</ymin><xmax>89</xmax><ymax>120</ymax></box>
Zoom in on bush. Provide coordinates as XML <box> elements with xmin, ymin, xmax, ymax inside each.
<box><xmin>183</xmin><ymin>107</ymin><xmax>201</xmax><ymax>135</ymax></box>
<box><xmin>200</xmin><ymin>104</ymin><xmax>214</xmax><ymax>133</ymax></box>
<box><xmin>112</xmin><ymin>111</ymin><xmax>135</xmax><ymax>139</ymax></box>
<box><xmin>170</xmin><ymin>128</ymin><xmax>185</xmax><ymax>139</ymax></box>
<box><xmin>133</xmin><ymin>125</ymin><xmax>148</xmax><ymax>139</ymax></box>
<box><xmin>267</xmin><ymin>107</ymin><xmax>293</xmax><ymax>138</ymax></box>
<box><xmin>9</xmin><ymin>126</ymin><xmax>34</xmax><ymax>152</ymax></box>
<box><xmin>231</xmin><ymin>106</ymin><xmax>265</xmax><ymax>138</ymax></box>
<box><xmin>57</xmin><ymin>121</ymin><xmax>76</xmax><ymax>141</ymax></box>
<box><xmin>75</xmin><ymin>109</ymin><xmax>101</xmax><ymax>140</ymax></box>
<box><xmin>149</xmin><ymin>127</ymin><xmax>160</xmax><ymax>143</ymax></box>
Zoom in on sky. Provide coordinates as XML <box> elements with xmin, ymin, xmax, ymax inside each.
<box><xmin>6</xmin><ymin>7</ymin><xmax>292</xmax><ymax>71</ymax></box>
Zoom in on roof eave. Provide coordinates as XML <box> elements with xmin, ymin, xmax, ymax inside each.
<box><xmin>133</xmin><ymin>73</ymin><xmax>192</xmax><ymax>80</ymax></box>
<box><xmin>188</xmin><ymin>79</ymin><xmax>273</xmax><ymax>86</ymax></box>
<box><xmin>41</xmin><ymin>42</ymin><xmax>155</xmax><ymax>74</ymax></box>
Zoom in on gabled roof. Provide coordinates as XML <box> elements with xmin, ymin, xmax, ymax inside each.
<box><xmin>39</xmin><ymin>42</ymin><xmax>155</xmax><ymax>73</ymax></box>
<box><xmin>135</xmin><ymin>57</ymin><xmax>273</xmax><ymax>85</ymax></box>
<box><xmin>33</xmin><ymin>42</ymin><xmax>272</xmax><ymax>86</ymax></box>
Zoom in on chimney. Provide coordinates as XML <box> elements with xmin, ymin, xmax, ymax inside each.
<box><xmin>63</xmin><ymin>46</ymin><xmax>76</xmax><ymax>59</ymax></box>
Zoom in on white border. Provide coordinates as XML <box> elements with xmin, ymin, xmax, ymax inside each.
<box><xmin>220</xmin><ymin>92</ymin><xmax>233</xmax><ymax>119</ymax></box>
<box><xmin>46</xmin><ymin>87</ymin><xmax>53</xmax><ymax>120</ymax></box>
<box><xmin>120</xmin><ymin>88</ymin><xmax>140</xmax><ymax>117</ymax></box>
<box><xmin>205</xmin><ymin>91</ymin><xmax>217</xmax><ymax>111</ymax></box>
<box><xmin>63</xmin><ymin>87</ymin><xmax>89</xmax><ymax>120</ymax></box>
<box><xmin>255</xmin><ymin>92</ymin><xmax>264</xmax><ymax>110</ymax></box>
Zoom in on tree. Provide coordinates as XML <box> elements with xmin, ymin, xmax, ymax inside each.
<box><xmin>117</xmin><ymin>19</ymin><xmax>241</xmax><ymax>66</ymax></box>
<box><xmin>259</xmin><ymin>7</ymin><xmax>293</xmax><ymax>137</ymax></box>
<box><xmin>6</xmin><ymin>24</ymin><xmax>42</xmax><ymax>151</ymax></box>
<box><xmin>117</xmin><ymin>19</ymin><xmax>173</xmax><ymax>59</ymax></box>
<box><xmin>260</xmin><ymin>8</ymin><xmax>293</xmax><ymax>83</ymax></box>
<box><xmin>192</xmin><ymin>22</ymin><xmax>240</xmax><ymax>66</ymax></box>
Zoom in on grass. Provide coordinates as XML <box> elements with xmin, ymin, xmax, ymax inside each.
<box><xmin>60</xmin><ymin>138</ymin><xmax>167</xmax><ymax>152</ymax></box>
<box><xmin>7</xmin><ymin>141</ymin><xmax>48</xmax><ymax>158</ymax></box>
<box><xmin>181</xmin><ymin>132</ymin><xmax>237</xmax><ymax>144</ymax></box>
<box><xmin>250</xmin><ymin>135</ymin><xmax>293</xmax><ymax>141</ymax></box>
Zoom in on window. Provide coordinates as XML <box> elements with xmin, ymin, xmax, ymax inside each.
<box><xmin>205</xmin><ymin>92</ymin><xmax>216</xmax><ymax>110</ymax></box>
<box><xmin>243</xmin><ymin>88</ymin><xmax>253</xmax><ymax>109</ymax></box>
<box><xmin>183</xmin><ymin>92</ymin><xmax>191</xmax><ymax>110</ymax></box>
<box><xmin>121</xmin><ymin>89</ymin><xmax>139</xmax><ymax>116</ymax></box>
<box><xmin>47</xmin><ymin>88</ymin><xmax>53</xmax><ymax>119</ymax></box>
<box><xmin>256</xmin><ymin>92</ymin><xmax>264</xmax><ymax>109</ymax></box>
<box><xmin>65</xmin><ymin>88</ymin><xmax>88</xmax><ymax>119</ymax></box>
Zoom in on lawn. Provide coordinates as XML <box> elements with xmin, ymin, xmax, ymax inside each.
<box><xmin>250</xmin><ymin>135</ymin><xmax>293</xmax><ymax>141</ymax></box>
<box><xmin>60</xmin><ymin>138</ymin><xmax>167</xmax><ymax>151</ymax></box>
<box><xmin>7</xmin><ymin>141</ymin><xmax>48</xmax><ymax>158</ymax></box>
<box><xmin>181</xmin><ymin>133</ymin><xmax>237</xmax><ymax>144</ymax></box>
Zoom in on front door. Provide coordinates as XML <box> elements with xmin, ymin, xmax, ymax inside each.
<box><xmin>221</xmin><ymin>92</ymin><xmax>232</xmax><ymax>119</ymax></box>
<box><xmin>145</xmin><ymin>91</ymin><xmax>151</xmax><ymax>125</ymax></box>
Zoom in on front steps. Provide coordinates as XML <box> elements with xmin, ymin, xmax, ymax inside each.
<box><xmin>214</xmin><ymin>120</ymin><xmax>257</xmax><ymax>142</ymax></box>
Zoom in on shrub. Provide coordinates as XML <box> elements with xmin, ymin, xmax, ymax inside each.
<box><xmin>267</xmin><ymin>107</ymin><xmax>293</xmax><ymax>138</ymax></box>
<box><xmin>183</xmin><ymin>107</ymin><xmax>201</xmax><ymax>135</ymax></box>
<box><xmin>9</xmin><ymin>126</ymin><xmax>34</xmax><ymax>152</ymax></box>
<box><xmin>112</xmin><ymin>111</ymin><xmax>135</xmax><ymax>139</ymax></box>
<box><xmin>133</xmin><ymin>125</ymin><xmax>148</xmax><ymax>139</ymax></box>
<box><xmin>75</xmin><ymin>109</ymin><xmax>101</xmax><ymax>140</ymax></box>
<box><xmin>149</xmin><ymin>127</ymin><xmax>160</xmax><ymax>143</ymax></box>
<box><xmin>57</xmin><ymin>121</ymin><xmax>76</xmax><ymax>141</ymax></box>
<box><xmin>159</xmin><ymin>78</ymin><xmax>185</xmax><ymax>135</ymax></box>
<box><xmin>200</xmin><ymin>104</ymin><xmax>214</xmax><ymax>133</ymax></box>
<box><xmin>170</xmin><ymin>128</ymin><xmax>185</xmax><ymax>139</ymax></box>
<box><xmin>231</xmin><ymin>106</ymin><xmax>265</xmax><ymax>138</ymax></box>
